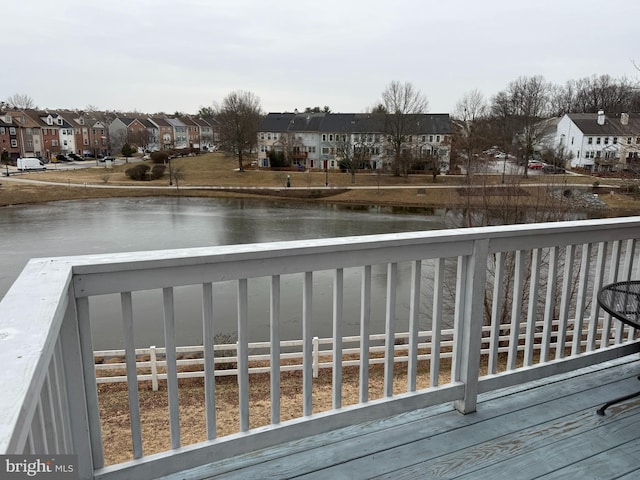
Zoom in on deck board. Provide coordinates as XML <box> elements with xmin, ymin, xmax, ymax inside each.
<box><xmin>162</xmin><ymin>356</ymin><xmax>640</xmax><ymax>480</ymax></box>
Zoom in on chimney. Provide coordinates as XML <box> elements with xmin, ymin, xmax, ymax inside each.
<box><xmin>621</xmin><ymin>112</ymin><xmax>629</xmax><ymax>125</ymax></box>
<box><xmin>597</xmin><ymin>110</ymin><xmax>605</xmax><ymax>125</ymax></box>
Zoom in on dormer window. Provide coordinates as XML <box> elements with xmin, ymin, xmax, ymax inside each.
<box><xmin>47</xmin><ymin>116</ymin><xmax>53</xmax><ymax>125</ymax></box>
<box><xmin>78</xmin><ymin>118</ymin><xmax>85</xmax><ymax>125</ymax></box>
<box><xmin>57</xmin><ymin>118</ymin><xmax>63</xmax><ymax>125</ymax></box>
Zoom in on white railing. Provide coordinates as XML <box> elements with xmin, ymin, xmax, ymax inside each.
<box><xmin>2</xmin><ymin>217</ymin><xmax>640</xmax><ymax>480</ymax></box>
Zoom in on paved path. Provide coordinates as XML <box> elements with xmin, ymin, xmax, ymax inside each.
<box><xmin>0</xmin><ymin>175</ymin><xmax>613</xmax><ymax>192</ymax></box>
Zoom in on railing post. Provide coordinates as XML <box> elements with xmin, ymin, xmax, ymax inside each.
<box><xmin>59</xmin><ymin>293</ymin><xmax>98</xmax><ymax>479</ymax></box>
<box><xmin>150</xmin><ymin>346</ymin><xmax>158</xmax><ymax>392</ymax></box>
<box><xmin>313</xmin><ymin>337</ymin><xmax>320</xmax><ymax>378</ymax></box>
<box><xmin>454</xmin><ymin>238</ymin><xmax>489</xmax><ymax>415</ymax></box>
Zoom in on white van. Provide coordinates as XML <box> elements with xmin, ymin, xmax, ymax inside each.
<box><xmin>17</xmin><ymin>158</ymin><xmax>46</xmax><ymax>171</ymax></box>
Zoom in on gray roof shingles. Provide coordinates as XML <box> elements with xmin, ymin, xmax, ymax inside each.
<box><xmin>260</xmin><ymin>112</ymin><xmax>451</xmax><ymax>134</ymax></box>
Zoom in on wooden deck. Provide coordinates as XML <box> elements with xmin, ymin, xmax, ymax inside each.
<box><xmin>162</xmin><ymin>356</ymin><xmax>640</xmax><ymax>480</ymax></box>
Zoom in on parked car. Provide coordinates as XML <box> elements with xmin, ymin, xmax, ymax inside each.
<box><xmin>56</xmin><ymin>154</ymin><xmax>70</xmax><ymax>162</ymax></box>
<box><xmin>542</xmin><ymin>165</ymin><xmax>566</xmax><ymax>174</ymax></box>
<box><xmin>528</xmin><ymin>160</ymin><xmax>544</xmax><ymax>170</ymax></box>
<box><xmin>68</xmin><ymin>153</ymin><xmax>82</xmax><ymax>161</ymax></box>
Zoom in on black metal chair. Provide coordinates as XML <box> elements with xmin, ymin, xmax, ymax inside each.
<box><xmin>596</xmin><ymin>280</ymin><xmax>640</xmax><ymax>416</ymax></box>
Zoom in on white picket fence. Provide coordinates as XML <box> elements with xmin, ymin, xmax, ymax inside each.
<box><xmin>94</xmin><ymin>319</ymin><xmax>604</xmax><ymax>391</ymax></box>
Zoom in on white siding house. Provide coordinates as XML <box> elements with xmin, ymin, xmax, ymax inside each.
<box><xmin>258</xmin><ymin>112</ymin><xmax>451</xmax><ymax>172</ymax></box>
<box><xmin>554</xmin><ymin>111</ymin><xmax>640</xmax><ymax>172</ymax></box>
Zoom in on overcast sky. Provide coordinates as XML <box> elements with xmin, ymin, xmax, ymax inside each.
<box><xmin>3</xmin><ymin>0</ymin><xmax>639</xmax><ymax>115</ymax></box>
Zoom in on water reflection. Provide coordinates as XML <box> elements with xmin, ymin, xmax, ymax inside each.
<box><xmin>0</xmin><ymin>197</ymin><xmax>449</xmax><ymax>349</ymax></box>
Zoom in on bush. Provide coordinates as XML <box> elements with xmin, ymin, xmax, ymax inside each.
<box><xmin>125</xmin><ymin>164</ymin><xmax>150</xmax><ymax>181</ymax></box>
<box><xmin>150</xmin><ymin>164</ymin><xmax>166</xmax><ymax>180</ymax></box>
<box><xmin>150</xmin><ymin>151</ymin><xmax>169</xmax><ymax>164</ymax></box>
<box><xmin>267</xmin><ymin>150</ymin><xmax>288</xmax><ymax>168</ymax></box>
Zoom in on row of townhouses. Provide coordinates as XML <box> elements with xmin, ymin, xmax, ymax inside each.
<box><xmin>553</xmin><ymin>111</ymin><xmax>640</xmax><ymax>172</ymax></box>
<box><xmin>257</xmin><ymin>112</ymin><xmax>453</xmax><ymax>172</ymax></box>
<box><xmin>0</xmin><ymin>109</ymin><xmax>220</xmax><ymax>160</ymax></box>
<box><xmin>2</xmin><ymin>106</ymin><xmax>639</xmax><ymax>174</ymax></box>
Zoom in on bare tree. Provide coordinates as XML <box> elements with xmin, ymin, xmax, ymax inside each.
<box><xmin>335</xmin><ymin>134</ymin><xmax>357</xmax><ymax>183</ymax></box>
<box><xmin>549</xmin><ymin>74</ymin><xmax>640</xmax><ymax>115</ymax></box>
<box><xmin>304</xmin><ymin>106</ymin><xmax>331</xmax><ymax>113</ymax></box>
<box><xmin>6</xmin><ymin>93</ymin><xmax>36</xmax><ymax>109</ymax></box>
<box><xmin>127</xmin><ymin>127</ymin><xmax>152</xmax><ymax>153</ymax></box>
<box><xmin>170</xmin><ymin>165</ymin><xmax>185</xmax><ymax>189</ymax></box>
<box><xmin>453</xmin><ymin>89</ymin><xmax>490</xmax><ymax>176</ymax></box>
<box><xmin>491</xmin><ymin>76</ymin><xmax>551</xmax><ymax>177</ymax></box>
<box><xmin>380</xmin><ymin>81</ymin><xmax>429</xmax><ymax>176</ymax></box>
<box><xmin>216</xmin><ymin>90</ymin><xmax>263</xmax><ymax>172</ymax></box>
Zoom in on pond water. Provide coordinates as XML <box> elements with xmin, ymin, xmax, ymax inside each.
<box><xmin>0</xmin><ymin>197</ymin><xmax>451</xmax><ymax>349</ymax></box>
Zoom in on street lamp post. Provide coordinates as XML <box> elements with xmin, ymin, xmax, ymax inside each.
<box><xmin>325</xmin><ymin>160</ymin><xmax>328</xmax><ymax>186</ymax></box>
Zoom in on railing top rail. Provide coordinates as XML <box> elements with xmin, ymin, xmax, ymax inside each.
<box><xmin>65</xmin><ymin>217</ymin><xmax>640</xmax><ymax>297</ymax></box>
<box><xmin>0</xmin><ymin>258</ymin><xmax>74</xmax><ymax>453</ymax></box>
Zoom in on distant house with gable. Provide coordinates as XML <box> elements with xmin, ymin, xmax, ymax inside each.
<box><xmin>554</xmin><ymin>111</ymin><xmax>640</xmax><ymax>172</ymax></box>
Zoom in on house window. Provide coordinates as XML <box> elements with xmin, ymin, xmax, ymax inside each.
<box><xmin>94</xmin><ymin>140</ymin><xmax>98</xmax><ymax>145</ymax></box>
<box><xmin>11</xmin><ymin>139</ymin><xmax>17</xmax><ymax>147</ymax></box>
<box><xmin>571</xmin><ymin>137</ymin><xmax>574</xmax><ymax>145</ymax></box>
<box><xmin>84</xmin><ymin>139</ymin><xmax>89</xmax><ymax>145</ymax></box>
<box><xmin>588</xmin><ymin>137</ymin><xmax>593</xmax><ymax>144</ymax></box>
<box><xmin>51</xmin><ymin>140</ymin><xmax>59</xmax><ymax>146</ymax></box>
<box><xmin>596</xmin><ymin>137</ymin><xmax>601</xmax><ymax>144</ymax></box>
<box><xmin>102</xmin><ymin>139</ymin><xmax>107</xmax><ymax>145</ymax></box>
<box><xmin>260</xmin><ymin>133</ymin><xmax>264</xmax><ymax>140</ymax></box>
<box><xmin>628</xmin><ymin>137</ymin><xmax>632</xmax><ymax>144</ymax></box>
<box><xmin>407</xmin><ymin>136</ymin><xmax>412</xmax><ymax>142</ymax></box>
<box><xmin>27</xmin><ymin>140</ymin><xmax>33</xmax><ymax>147</ymax></box>
<box><xmin>321</xmin><ymin>147</ymin><xmax>330</xmax><ymax>154</ymax></box>
<box><xmin>429</xmin><ymin>135</ymin><xmax>434</xmax><ymax>142</ymax></box>
<box><xmin>9</xmin><ymin>127</ymin><xmax>16</xmax><ymax>135</ymax></box>
<box><xmin>273</xmin><ymin>133</ymin><xmax>278</xmax><ymax>140</ymax></box>
<box><xmin>0</xmin><ymin>127</ymin><xmax>4</xmax><ymax>134</ymax></box>
<box><xmin>436</xmin><ymin>135</ymin><xmax>441</xmax><ymax>142</ymax></box>
<box><xmin>322</xmin><ymin>134</ymin><xmax>327</xmax><ymax>142</ymax></box>
<box><xmin>267</xmin><ymin>133</ymin><xmax>271</xmax><ymax>140</ymax></box>
<box><xmin>308</xmin><ymin>146</ymin><xmax>316</xmax><ymax>153</ymax></box>
<box><xmin>421</xmin><ymin>135</ymin><xmax>426</xmax><ymax>142</ymax></box>
<box><xmin>613</xmin><ymin>137</ymin><xmax>617</xmax><ymax>144</ymax></box>
<box><xmin>637</xmin><ymin>137</ymin><xmax>640</xmax><ymax>144</ymax></box>
<box><xmin>604</xmin><ymin>137</ymin><xmax>609</xmax><ymax>144</ymax></box>
<box><xmin>329</xmin><ymin>134</ymin><xmax>334</xmax><ymax>141</ymax></box>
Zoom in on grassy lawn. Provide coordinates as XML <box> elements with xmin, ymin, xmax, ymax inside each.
<box><xmin>3</xmin><ymin>152</ymin><xmax>638</xmax><ymax>213</ymax></box>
